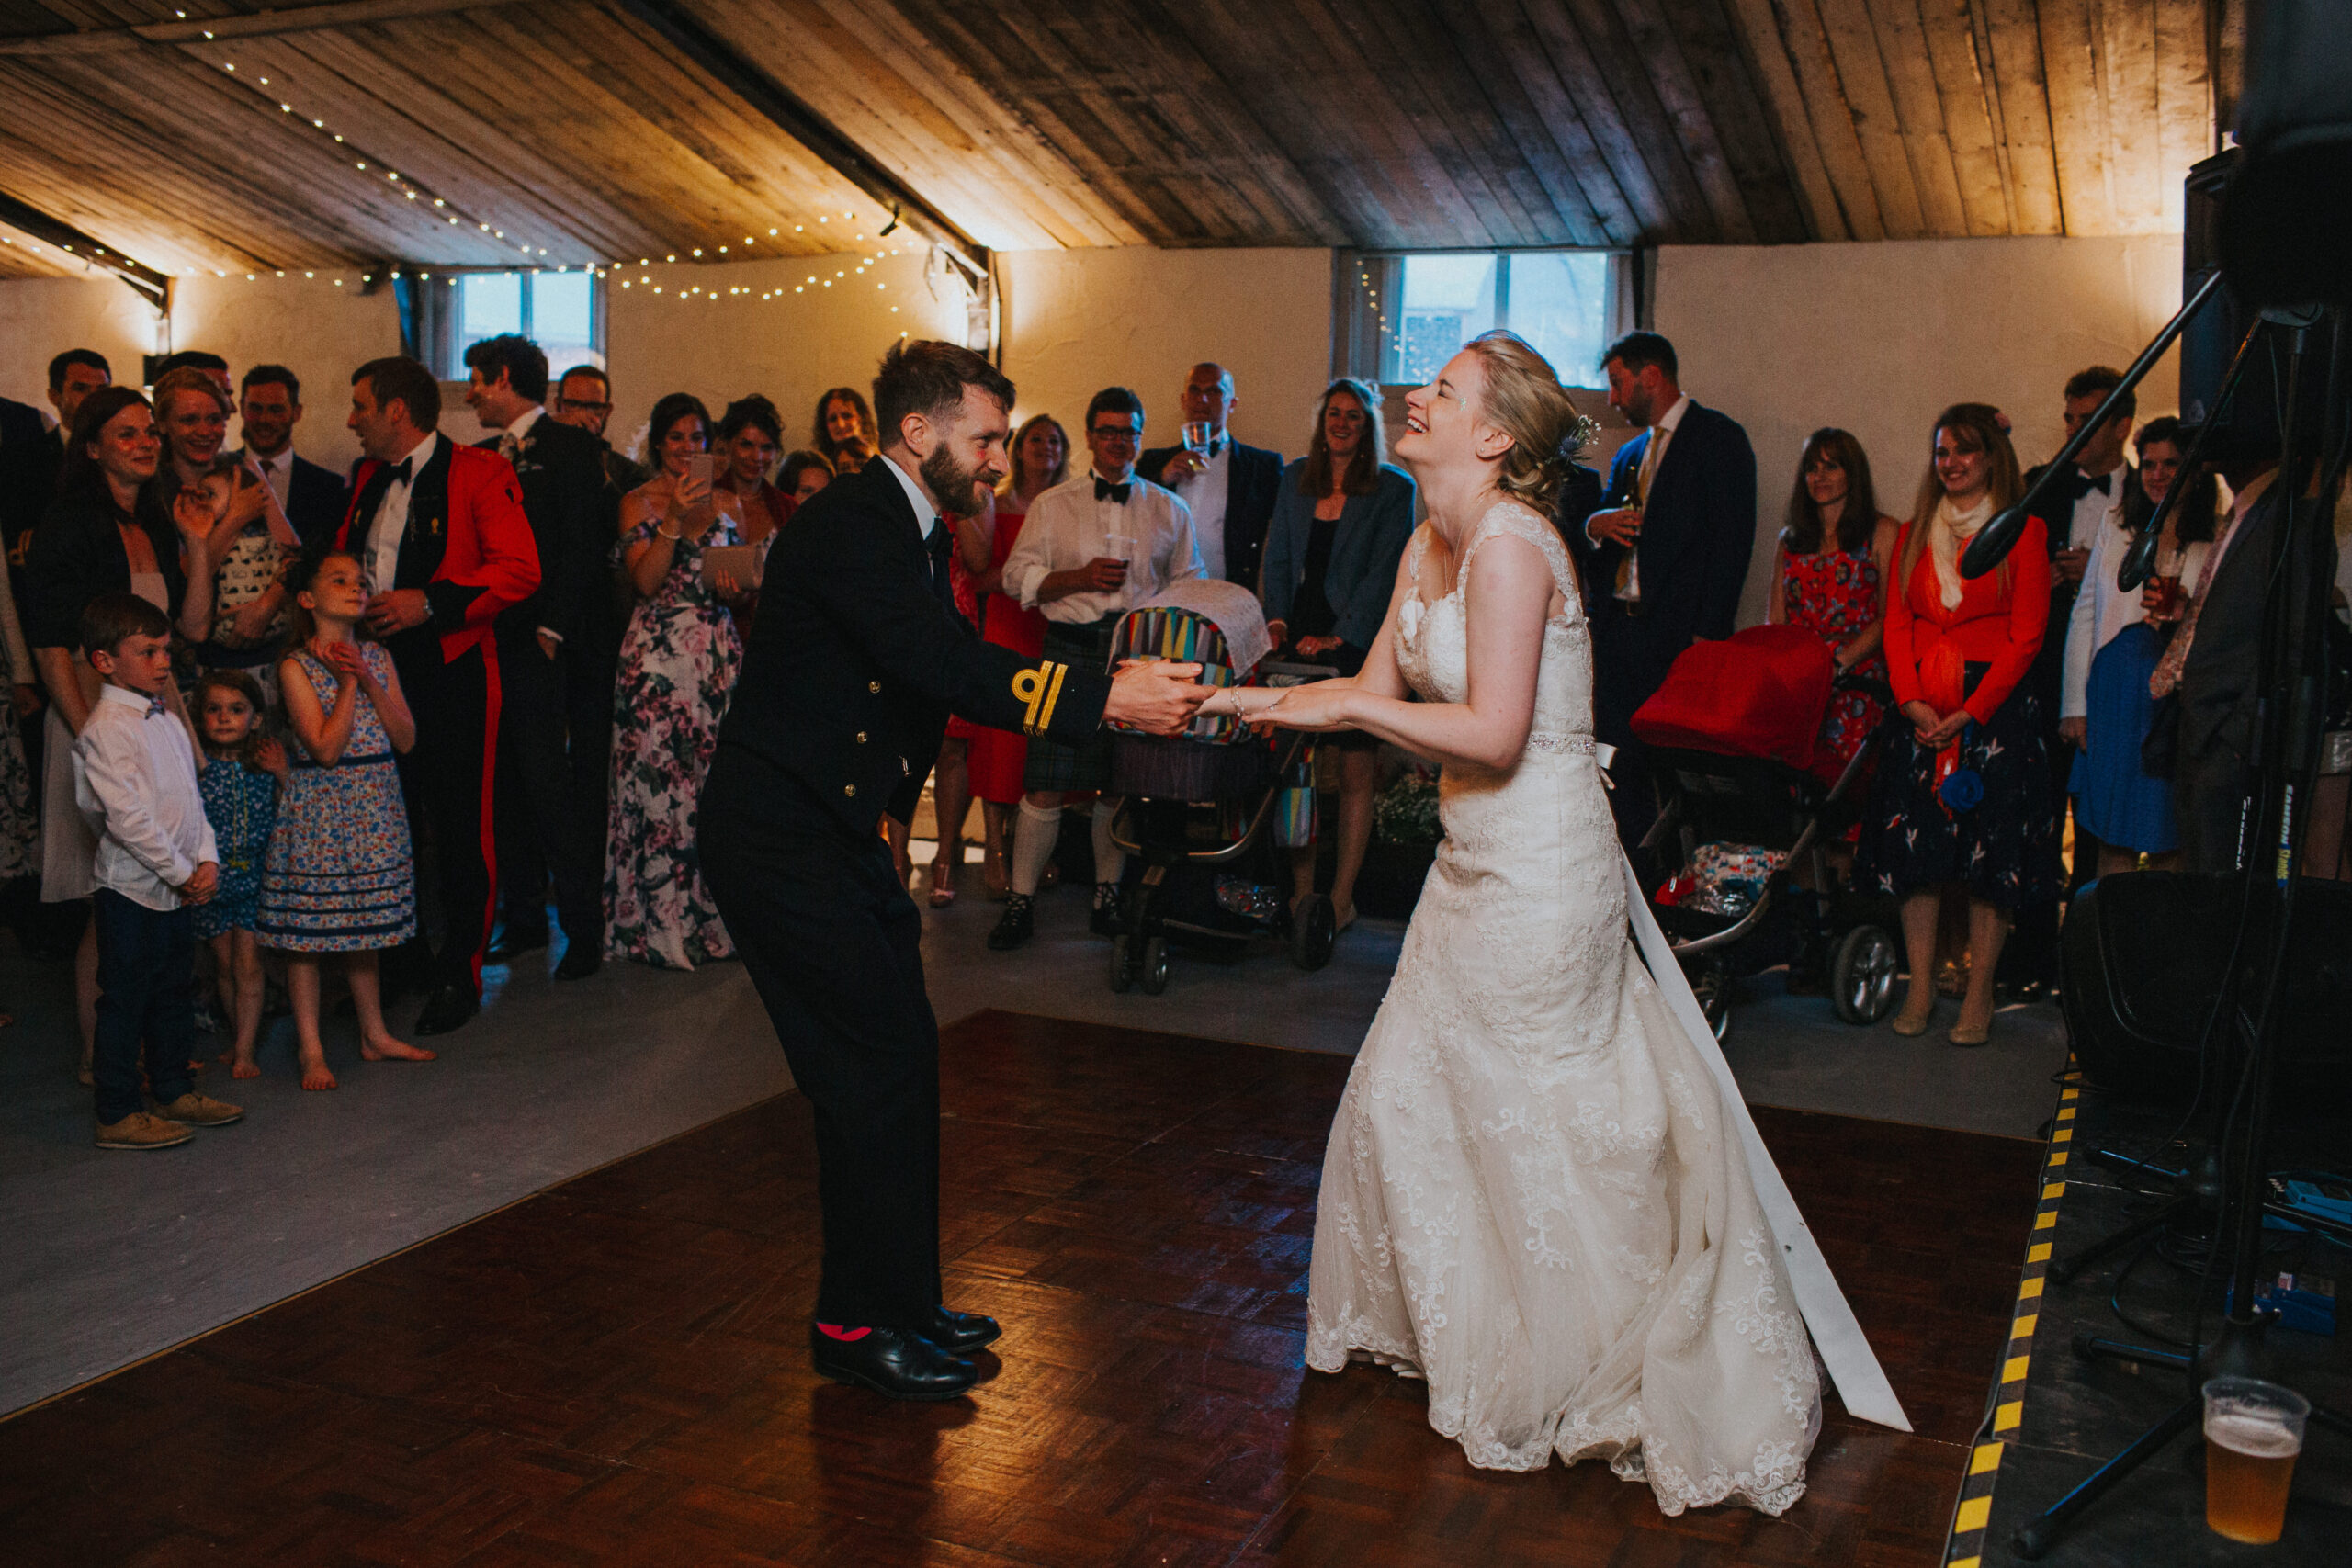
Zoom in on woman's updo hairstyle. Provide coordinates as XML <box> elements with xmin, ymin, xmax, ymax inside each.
<box><xmin>1462</xmin><ymin>329</ymin><xmax>1589</xmax><ymax>515</ymax></box>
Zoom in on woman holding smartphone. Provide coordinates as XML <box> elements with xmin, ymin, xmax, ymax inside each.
<box><xmin>605</xmin><ymin>393</ymin><xmax>743</xmax><ymax>969</ymax></box>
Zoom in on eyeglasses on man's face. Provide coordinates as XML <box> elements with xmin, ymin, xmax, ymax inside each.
<box><xmin>559</xmin><ymin>396</ymin><xmax>614</xmax><ymax>415</ymax></box>
<box><xmin>1090</xmin><ymin>423</ymin><xmax>1139</xmax><ymax>444</ymax></box>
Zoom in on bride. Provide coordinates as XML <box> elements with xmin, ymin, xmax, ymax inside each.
<box><xmin>1212</xmin><ymin>332</ymin><xmax>1823</xmax><ymax>1514</ymax></box>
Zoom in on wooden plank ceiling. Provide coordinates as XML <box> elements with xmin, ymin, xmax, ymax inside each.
<box><xmin>0</xmin><ymin>0</ymin><xmax>2224</xmax><ymax>278</ymax></box>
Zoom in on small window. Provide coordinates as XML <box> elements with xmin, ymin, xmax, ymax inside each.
<box><xmin>415</xmin><ymin>270</ymin><xmax>605</xmax><ymax>380</ymax></box>
<box><xmin>1342</xmin><ymin>249</ymin><xmax>1630</xmax><ymax>392</ymax></box>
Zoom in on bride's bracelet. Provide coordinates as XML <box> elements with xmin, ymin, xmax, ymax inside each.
<box><xmin>1201</xmin><ymin>688</ymin><xmax>1275</xmax><ymax>719</ymax></box>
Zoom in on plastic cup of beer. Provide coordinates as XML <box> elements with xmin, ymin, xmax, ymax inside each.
<box><xmin>2150</xmin><ymin>572</ymin><xmax>2184</xmax><ymax>621</ymax></box>
<box><xmin>2202</xmin><ymin>1376</ymin><xmax>2307</xmax><ymax>1543</ymax></box>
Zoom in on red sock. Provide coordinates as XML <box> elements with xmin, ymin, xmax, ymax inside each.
<box><xmin>815</xmin><ymin>1322</ymin><xmax>872</xmax><ymax>1342</ymax></box>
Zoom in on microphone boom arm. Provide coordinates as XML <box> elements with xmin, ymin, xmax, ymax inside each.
<box><xmin>1962</xmin><ymin>269</ymin><xmax>2228</xmax><ymax>579</ymax></box>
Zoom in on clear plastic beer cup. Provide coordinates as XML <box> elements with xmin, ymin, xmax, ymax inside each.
<box><xmin>2202</xmin><ymin>1376</ymin><xmax>2307</xmax><ymax>1543</ymax></box>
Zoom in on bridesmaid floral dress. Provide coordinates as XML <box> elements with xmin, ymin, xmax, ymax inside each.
<box><xmin>1780</xmin><ymin>545</ymin><xmax>1885</xmax><ymax>768</ymax></box>
<box><xmin>604</xmin><ymin>513</ymin><xmax>742</xmax><ymax>969</ymax></box>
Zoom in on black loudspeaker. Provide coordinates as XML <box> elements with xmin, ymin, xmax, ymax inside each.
<box><xmin>2219</xmin><ymin>0</ymin><xmax>2352</xmax><ymax>308</ymax></box>
<box><xmin>2180</xmin><ymin>150</ymin><xmax>2335</xmax><ymax>462</ymax></box>
<box><xmin>2063</xmin><ymin>872</ymin><xmax>2352</xmax><ymax>1103</ymax></box>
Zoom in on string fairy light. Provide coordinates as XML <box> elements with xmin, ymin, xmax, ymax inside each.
<box><xmin>21</xmin><ymin>48</ymin><xmax>928</xmax><ymax>311</ymax></box>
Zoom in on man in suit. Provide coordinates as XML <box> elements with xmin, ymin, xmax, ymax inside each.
<box><xmin>5</xmin><ymin>351</ymin><xmax>111</xmax><ymax>581</ymax></box>
<box><xmin>1137</xmin><ymin>362</ymin><xmax>1283</xmax><ymax>589</ymax></box>
<box><xmin>338</xmin><ymin>356</ymin><xmax>540</xmax><ymax>1034</ymax></box>
<box><xmin>2158</xmin><ymin>446</ymin><xmax>2296</xmax><ymax>874</ymax></box>
<box><xmin>461</xmin><ymin>334</ymin><xmax>613</xmax><ymax>981</ymax></box>
<box><xmin>1580</xmin><ymin>331</ymin><xmax>1756</xmax><ymax>857</ymax></box>
<box><xmin>550</xmin><ymin>363</ymin><xmax>650</xmax><ymax>494</ymax></box>
<box><xmin>701</xmin><ymin>340</ymin><xmax>1209</xmax><ymax>1400</ymax></box>
<box><xmin>230</xmin><ymin>365</ymin><xmax>346</xmax><ymax>550</ymax></box>
<box><xmin>2019</xmin><ymin>366</ymin><xmax>2135</xmax><ymax>992</ymax></box>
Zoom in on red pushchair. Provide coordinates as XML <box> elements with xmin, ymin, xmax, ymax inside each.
<box><xmin>1629</xmin><ymin>625</ymin><xmax>1901</xmax><ymax>1039</ymax></box>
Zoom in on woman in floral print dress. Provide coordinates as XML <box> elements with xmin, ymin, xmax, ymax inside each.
<box><xmin>604</xmin><ymin>394</ymin><xmax>741</xmax><ymax>969</ymax></box>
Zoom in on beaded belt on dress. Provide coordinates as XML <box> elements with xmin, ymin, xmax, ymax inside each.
<box><xmin>1524</xmin><ymin>732</ymin><xmax>1596</xmax><ymax>755</ymax></box>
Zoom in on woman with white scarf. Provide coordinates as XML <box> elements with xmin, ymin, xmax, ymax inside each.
<box><xmin>1859</xmin><ymin>402</ymin><xmax>2064</xmax><ymax>1047</ymax></box>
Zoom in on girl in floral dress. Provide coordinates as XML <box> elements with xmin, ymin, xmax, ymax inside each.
<box><xmin>1767</xmin><ymin>428</ymin><xmax>1900</xmax><ymax>771</ymax></box>
<box><xmin>194</xmin><ymin>669</ymin><xmax>287</xmax><ymax>1078</ymax></box>
<box><xmin>257</xmin><ymin>552</ymin><xmax>431</xmax><ymax>1090</ymax></box>
<box><xmin>605</xmin><ymin>393</ymin><xmax>741</xmax><ymax>970</ymax></box>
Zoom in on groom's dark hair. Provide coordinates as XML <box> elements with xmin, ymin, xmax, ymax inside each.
<box><xmin>874</xmin><ymin>340</ymin><xmax>1014</xmax><ymax>447</ymax></box>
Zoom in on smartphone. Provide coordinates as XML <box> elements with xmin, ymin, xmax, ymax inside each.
<box><xmin>686</xmin><ymin>453</ymin><xmax>716</xmax><ymax>489</ymax></box>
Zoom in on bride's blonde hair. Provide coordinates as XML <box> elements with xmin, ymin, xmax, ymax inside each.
<box><xmin>1462</xmin><ymin>329</ymin><xmax>1589</xmax><ymax>517</ymax></box>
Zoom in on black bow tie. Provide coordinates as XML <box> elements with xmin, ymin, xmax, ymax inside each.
<box><xmin>384</xmin><ymin>457</ymin><xmax>414</xmax><ymax>484</ymax></box>
<box><xmin>1094</xmin><ymin>477</ymin><xmax>1132</xmax><ymax>504</ymax></box>
<box><xmin>2083</xmin><ymin>471</ymin><xmax>2110</xmax><ymax>495</ymax></box>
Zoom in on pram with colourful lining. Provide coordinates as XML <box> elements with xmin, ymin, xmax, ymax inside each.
<box><xmin>1101</xmin><ymin>590</ymin><xmax>1335</xmax><ymax>994</ymax></box>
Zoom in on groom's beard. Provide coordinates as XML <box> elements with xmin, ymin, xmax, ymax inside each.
<box><xmin>921</xmin><ymin>446</ymin><xmax>991</xmax><ymax>515</ymax></box>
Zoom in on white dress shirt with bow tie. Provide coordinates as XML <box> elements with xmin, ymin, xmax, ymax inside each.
<box><xmin>74</xmin><ymin>683</ymin><xmax>218</xmax><ymax>910</ymax></box>
<box><xmin>1002</xmin><ymin>471</ymin><xmax>1204</xmax><ymax>626</ymax></box>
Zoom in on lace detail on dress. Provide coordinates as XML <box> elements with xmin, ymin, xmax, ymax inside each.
<box><xmin>1305</xmin><ymin>496</ymin><xmax>1821</xmax><ymax>1517</ymax></box>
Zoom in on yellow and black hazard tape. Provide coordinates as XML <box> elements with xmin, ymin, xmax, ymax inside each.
<box><xmin>1943</xmin><ymin>1061</ymin><xmax>2082</xmax><ymax>1568</ymax></box>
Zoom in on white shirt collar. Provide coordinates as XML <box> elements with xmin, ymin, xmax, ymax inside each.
<box><xmin>880</xmin><ymin>451</ymin><xmax>938</xmax><ymax>537</ymax></box>
<box><xmin>1651</xmin><ymin>393</ymin><xmax>1690</xmax><ymax>435</ymax></box>
<box><xmin>390</xmin><ymin>429</ymin><xmax>437</xmax><ymax>474</ymax></box>
<box><xmin>96</xmin><ymin>682</ymin><xmax>160</xmax><ymax>715</ymax></box>
<box><xmin>504</xmin><ymin>405</ymin><xmax>545</xmax><ymax>443</ymax></box>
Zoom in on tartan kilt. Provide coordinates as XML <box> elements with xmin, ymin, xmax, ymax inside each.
<box><xmin>1022</xmin><ymin>615</ymin><xmax>1120</xmax><ymax>794</ymax></box>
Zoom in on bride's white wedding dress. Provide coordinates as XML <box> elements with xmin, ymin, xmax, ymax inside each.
<box><xmin>1304</xmin><ymin>501</ymin><xmax>1824</xmax><ymax>1515</ymax></box>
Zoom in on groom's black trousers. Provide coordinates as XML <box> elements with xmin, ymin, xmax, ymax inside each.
<box><xmin>698</xmin><ymin>745</ymin><xmax>944</xmax><ymax>1330</ymax></box>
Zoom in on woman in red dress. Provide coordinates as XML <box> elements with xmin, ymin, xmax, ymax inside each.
<box><xmin>1858</xmin><ymin>404</ymin><xmax>2060</xmax><ymax>1047</ymax></box>
<box><xmin>933</xmin><ymin>414</ymin><xmax>1068</xmax><ymax>901</ymax></box>
<box><xmin>1766</xmin><ymin>427</ymin><xmax>1899</xmax><ymax>770</ymax></box>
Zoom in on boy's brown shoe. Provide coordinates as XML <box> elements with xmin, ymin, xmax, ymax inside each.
<box><xmin>96</xmin><ymin>1111</ymin><xmax>195</xmax><ymax>1150</ymax></box>
<box><xmin>153</xmin><ymin>1092</ymin><xmax>244</xmax><ymax>1127</ymax></box>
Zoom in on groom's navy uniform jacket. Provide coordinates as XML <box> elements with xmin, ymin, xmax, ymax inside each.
<box><xmin>717</xmin><ymin>455</ymin><xmax>1111</xmax><ymax>829</ymax></box>
<box><xmin>699</xmin><ymin>454</ymin><xmax>1113</xmax><ymax>1329</ymax></box>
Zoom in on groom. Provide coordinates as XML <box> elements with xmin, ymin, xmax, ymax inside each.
<box><xmin>700</xmin><ymin>340</ymin><xmax>1209</xmax><ymax>1400</ymax></box>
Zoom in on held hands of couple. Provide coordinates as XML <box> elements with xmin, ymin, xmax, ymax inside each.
<box><xmin>1103</xmin><ymin>658</ymin><xmax>1212</xmax><ymax>736</ymax></box>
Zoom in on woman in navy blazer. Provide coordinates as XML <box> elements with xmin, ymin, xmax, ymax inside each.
<box><xmin>1259</xmin><ymin>378</ymin><xmax>1417</xmax><ymax>931</ymax></box>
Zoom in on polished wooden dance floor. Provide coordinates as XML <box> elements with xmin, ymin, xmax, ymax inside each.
<box><xmin>0</xmin><ymin>1010</ymin><xmax>2042</xmax><ymax>1566</ymax></box>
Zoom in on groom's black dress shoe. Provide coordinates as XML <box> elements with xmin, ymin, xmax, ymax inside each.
<box><xmin>927</xmin><ymin>1306</ymin><xmax>1001</xmax><ymax>1354</ymax></box>
<box><xmin>809</xmin><ymin>1325</ymin><xmax>977</xmax><ymax>1401</ymax></box>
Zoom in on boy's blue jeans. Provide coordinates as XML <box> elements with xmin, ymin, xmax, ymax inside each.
<box><xmin>91</xmin><ymin>888</ymin><xmax>198</xmax><ymax>1125</ymax></box>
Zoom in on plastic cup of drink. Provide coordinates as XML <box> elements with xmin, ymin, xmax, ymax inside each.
<box><xmin>2150</xmin><ymin>573</ymin><xmax>2183</xmax><ymax>621</ymax></box>
<box><xmin>2202</xmin><ymin>1376</ymin><xmax>2307</xmax><ymax>1544</ymax></box>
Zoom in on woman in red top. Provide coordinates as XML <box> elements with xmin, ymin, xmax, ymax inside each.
<box><xmin>937</xmin><ymin>414</ymin><xmax>1068</xmax><ymax>901</ymax></box>
<box><xmin>1860</xmin><ymin>403</ymin><xmax>2062</xmax><ymax>1046</ymax></box>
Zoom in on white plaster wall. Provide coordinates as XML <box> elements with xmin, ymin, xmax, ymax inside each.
<box><xmin>602</xmin><ymin>247</ymin><xmax>966</xmax><ymax>461</ymax></box>
<box><xmin>1655</xmin><ymin>235</ymin><xmax>2185</xmax><ymax>627</ymax></box>
<box><xmin>996</xmin><ymin>248</ymin><xmax>1333</xmax><ymax>461</ymax></box>
<box><xmin>0</xmin><ymin>271</ymin><xmax>401</xmax><ymax>473</ymax></box>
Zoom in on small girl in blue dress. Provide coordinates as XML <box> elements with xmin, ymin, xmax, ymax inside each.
<box><xmin>194</xmin><ymin>668</ymin><xmax>288</xmax><ymax>1080</ymax></box>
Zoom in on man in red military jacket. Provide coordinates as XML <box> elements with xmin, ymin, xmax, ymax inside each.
<box><xmin>340</xmin><ymin>356</ymin><xmax>540</xmax><ymax>1035</ymax></box>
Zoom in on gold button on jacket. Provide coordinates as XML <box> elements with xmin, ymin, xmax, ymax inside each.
<box><xmin>843</xmin><ymin>784</ymin><xmax>857</xmax><ymax>797</ymax></box>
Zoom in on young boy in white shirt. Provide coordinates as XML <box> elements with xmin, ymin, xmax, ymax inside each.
<box><xmin>73</xmin><ymin>592</ymin><xmax>243</xmax><ymax>1149</ymax></box>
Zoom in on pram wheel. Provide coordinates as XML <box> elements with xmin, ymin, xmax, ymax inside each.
<box><xmin>1290</xmin><ymin>894</ymin><xmax>1335</xmax><ymax>972</ymax></box>
<box><xmin>1690</xmin><ymin>956</ymin><xmax>1734</xmax><ymax>1042</ymax></box>
<box><xmin>1139</xmin><ymin>936</ymin><xmax>1171</xmax><ymax>996</ymax></box>
<box><xmin>1829</xmin><ymin>923</ymin><xmax>1901</xmax><ymax>1025</ymax></box>
<box><xmin>1108</xmin><ymin>934</ymin><xmax>1138</xmax><ymax>994</ymax></box>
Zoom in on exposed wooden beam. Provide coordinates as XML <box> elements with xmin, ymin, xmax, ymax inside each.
<box><xmin>611</xmin><ymin>0</ymin><xmax>986</xmax><ymax>276</ymax></box>
<box><xmin>0</xmin><ymin>186</ymin><xmax>170</xmax><ymax>307</ymax></box>
<box><xmin>0</xmin><ymin>0</ymin><xmax>496</xmax><ymax>57</ymax></box>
